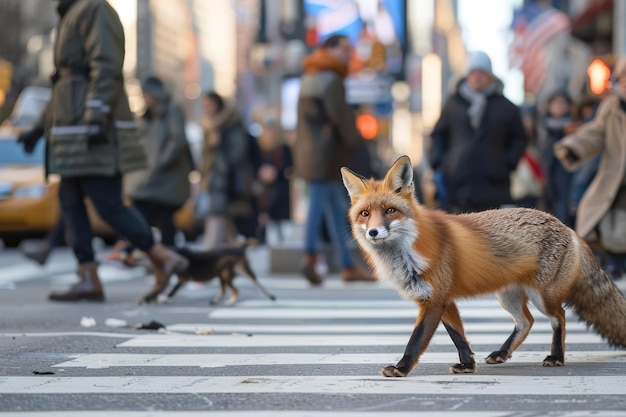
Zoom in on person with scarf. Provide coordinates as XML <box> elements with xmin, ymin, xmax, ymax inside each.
<box><xmin>198</xmin><ymin>91</ymin><xmax>258</xmax><ymax>248</ymax></box>
<box><xmin>554</xmin><ymin>56</ymin><xmax>626</xmax><ymax>281</ymax></box>
<box><xmin>428</xmin><ymin>50</ymin><xmax>527</xmax><ymax>214</ymax></box>
<box><xmin>294</xmin><ymin>34</ymin><xmax>376</xmax><ymax>285</ymax></box>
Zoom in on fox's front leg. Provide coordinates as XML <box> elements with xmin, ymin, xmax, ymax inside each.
<box><xmin>442</xmin><ymin>302</ymin><xmax>476</xmax><ymax>373</ymax></box>
<box><xmin>381</xmin><ymin>303</ymin><xmax>444</xmax><ymax>377</ymax></box>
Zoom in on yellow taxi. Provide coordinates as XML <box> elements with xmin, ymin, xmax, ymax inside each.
<box><xmin>0</xmin><ymin>86</ymin><xmax>201</xmax><ymax>247</ymax></box>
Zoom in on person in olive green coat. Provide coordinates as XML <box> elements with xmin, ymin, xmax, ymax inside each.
<box><xmin>18</xmin><ymin>0</ymin><xmax>188</xmax><ymax>303</ymax></box>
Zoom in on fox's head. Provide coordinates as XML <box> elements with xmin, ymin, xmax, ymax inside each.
<box><xmin>341</xmin><ymin>155</ymin><xmax>419</xmax><ymax>249</ymax></box>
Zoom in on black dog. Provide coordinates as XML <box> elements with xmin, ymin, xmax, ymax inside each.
<box><xmin>140</xmin><ymin>245</ymin><xmax>276</xmax><ymax>305</ymax></box>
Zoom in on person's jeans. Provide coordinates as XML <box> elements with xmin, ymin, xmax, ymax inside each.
<box><xmin>304</xmin><ymin>180</ymin><xmax>354</xmax><ymax>268</ymax></box>
<box><xmin>58</xmin><ymin>175</ymin><xmax>155</xmax><ymax>264</ymax></box>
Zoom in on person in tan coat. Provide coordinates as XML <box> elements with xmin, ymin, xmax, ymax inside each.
<box><xmin>554</xmin><ymin>56</ymin><xmax>626</xmax><ymax>280</ymax></box>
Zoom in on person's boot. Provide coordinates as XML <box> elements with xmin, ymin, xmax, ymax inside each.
<box><xmin>18</xmin><ymin>239</ymin><xmax>52</xmax><ymax>266</ymax></box>
<box><xmin>141</xmin><ymin>243</ymin><xmax>189</xmax><ymax>303</ymax></box>
<box><xmin>341</xmin><ymin>266</ymin><xmax>377</xmax><ymax>282</ymax></box>
<box><xmin>302</xmin><ymin>253</ymin><xmax>323</xmax><ymax>286</ymax></box>
<box><xmin>48</xmin><ymin>262</ymin><xmax>104</xmax><ymax>302</ymax></box>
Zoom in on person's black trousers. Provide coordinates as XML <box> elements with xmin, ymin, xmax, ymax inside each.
<box><xmin>58</xmin><ymin>175</ymin><xmax>154</xmax><ymax>264</ymax></box>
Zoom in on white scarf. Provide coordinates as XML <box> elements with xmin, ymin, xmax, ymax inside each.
<box><xmin>459</xmin><ymin>80</ymin><xmax>498</xmax><ymax>129</ymax></box>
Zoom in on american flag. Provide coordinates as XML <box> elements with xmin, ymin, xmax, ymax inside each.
<box><xmin>509</xmin><ymin>2</ymin><xmax>571</xmax><ymax>95</ymax></box>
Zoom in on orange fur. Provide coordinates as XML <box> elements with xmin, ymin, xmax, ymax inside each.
<box><xmin>341</xmin><ymin>155</ymin><xmax>626</xmax><ymax>377</ymax></box>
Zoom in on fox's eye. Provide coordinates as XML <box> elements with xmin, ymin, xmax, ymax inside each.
<box><xmin>386</xmin><ymin>207</ymin><xmax>396</xmax><ymax>214</ymax></box>
<box><xmin>360</xmin><ymin>210</ymin><xmax>369</xmax><ymax>217</ymax></box>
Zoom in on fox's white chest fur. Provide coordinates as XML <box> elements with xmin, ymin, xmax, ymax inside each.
<box><xmin>360</xmin><ymin>219</ymin><xmax>432</xmax><ymax>300</ymax></box>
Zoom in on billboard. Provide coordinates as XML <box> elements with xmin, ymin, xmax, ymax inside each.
<box><xmin>303</xmin><ymin>0</ymin><xmax>406</xmax><ymax>75</ymax></box>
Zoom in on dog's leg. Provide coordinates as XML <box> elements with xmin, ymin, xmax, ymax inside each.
<box><xmin>240</xmin><ymin>258</ymin><xmax>276</xmax><ymax>301</ymax></box>
<box><xmin>223</xmin><ymin>270</ymin><xmax>239</xmax><ymax>306</ymax></box>
<box><xmin>167</xmin><ymin>277</ymin><xmax>186</xmax><ymax>299</ymax></box>
<box><xmin>210</xmin><ymin>276</ymin><xmax>227</xmax><ymax>305</ymax></box>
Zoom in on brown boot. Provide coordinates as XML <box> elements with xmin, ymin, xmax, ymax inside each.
<box><xmin>341</xmin><ymin>266</ymin><xmax>377</xmax><ymax>282</ymax></box>
<box><xmin>48</xmin><ymin>262</ymin><xmax>104</xmax><ymax>302</ymax></box>
<box><xmin>302</xmin><ymin>253</ymin><xmax>323</xmax><ymax>286</ymax></box>
<box><xmin>140</xmin><ymin>244</ymin><xmax>189</xmax><ymax>303</ymax></box>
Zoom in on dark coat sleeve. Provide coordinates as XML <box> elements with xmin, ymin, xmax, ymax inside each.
<box><xmin>428</xmin><ymin>98</ymin><xmax>453</xmax><ymax>171</ymax></box>
<box><xmin>322</xmin><ymin>76</ymin><xmax>360</xmax><ymax>148</ymax></box>
<box><xmin>505</xmin><ymin>103</ymin><xmax>528</xmax><ymax>171</ymax></box>
<box><xmin>156</xmin><ymin>104</ymin><xmax>188</xmax><ymax>170</ymax></box>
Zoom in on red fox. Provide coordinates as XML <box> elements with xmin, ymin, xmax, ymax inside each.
<box><xmin>341</xmin><ymin>155</ymin><xmax>626</xmax><ymax>377</ymax></box>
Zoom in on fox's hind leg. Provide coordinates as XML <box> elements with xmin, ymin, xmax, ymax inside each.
<box><xmin>486</xmin><ymin>287</ymin><xmax>534</xmax><ymax>364</ymax></box>
<box><xmin>442</xmin><ymin>302</ymin><xmax>476</xmax><ymax>373</ymax></box>
<box><xmin>528</xmin><ymin>292</ymin><xmax>566</xmax><ymax>366</ymax></box>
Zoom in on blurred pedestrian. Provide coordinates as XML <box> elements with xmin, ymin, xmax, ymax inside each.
<box><xmin>294</xmin><ymin>34</ymin><xmax>376</xmax><ymax>285</ymax></box>
<box><xmin>428</xmin><ymin>50</ymin><xmax>527</xmax><ymax>214</ymax></box>
<box><xmin>198</xmin><ymin>91</ymin><xmax>258</xmax><ymax>247</ymax></box>
<box><xmin>17</xmin><ymin>0</ymin><xmax>188</xmax><ymax>302</ymax></box>
<box><xmin>554</xmin><ymin>56</ymin><xmax>626</xmax><ymax>280</ymax></box>
<box><xmin>107</xmin><ymin>76</ymin><xmax>193</xmax><ymax>264</ymax></box>
<box><xmin>255</xmin><ymin>118</ymin><xmax>293</xmax><ymax>244</ymax></box>
<box><xmin>17</xmin><ymin>218</ymin><xmax>67</xmax><ymax>266</ymax></box>
<box><xmin>538</xmin><ymin>90</ymin><xmax>575</xmax><ymax>226</ymax></box>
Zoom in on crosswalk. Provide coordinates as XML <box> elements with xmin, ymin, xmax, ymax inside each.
<box><xmin>2</xmin><ymin>272</ymin><xmax>626</xmax><ymax>416</ymax></box>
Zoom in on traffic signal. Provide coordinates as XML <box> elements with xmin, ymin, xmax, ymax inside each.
<box><xmin>587</xmin><ymin>57</ymin><xmax>611</xmax><ymax>95</ymax></box>
<box><xmin>356</xmin><ymin>113</ymin><xmax>378</xmax><ymax>140</ymax></box>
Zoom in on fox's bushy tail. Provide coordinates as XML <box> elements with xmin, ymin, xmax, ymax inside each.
<box><xmin>567</xmin><ymin>252</ymin><xmax>626</xmax><ymax>348</ymax></box>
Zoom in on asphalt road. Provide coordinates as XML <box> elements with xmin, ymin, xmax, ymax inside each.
<box><xmin>1</xmin><ymin>244</ymin><xmax>626</xmax><ymax>416</ymax></box>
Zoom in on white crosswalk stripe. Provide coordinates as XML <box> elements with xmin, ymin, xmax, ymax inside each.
<box><xmin>2</xmin><ymin>274</ymin><xmax>626</xmax><ymax>415</ymax></box>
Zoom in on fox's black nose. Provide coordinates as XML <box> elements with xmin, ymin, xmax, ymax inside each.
<box><xmin>368</xmin><ymin>229</ymin><xmax>378</xmax><ymax>237</ymax></box>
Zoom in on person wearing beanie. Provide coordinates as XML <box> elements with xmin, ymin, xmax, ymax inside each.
<box><xmin>428</xmin><ymin>50</ymin><xmax>527</xmax><ymax>214</ymax></box>
<box><xmin>554</xmin><ymin>55</ymin><xmax>626</xmax><ymax>280</ymax></box>
<box><xmin>294</xmin><ymin>34</ymin><xmax>376</xmax><ymax>285</ymax></box>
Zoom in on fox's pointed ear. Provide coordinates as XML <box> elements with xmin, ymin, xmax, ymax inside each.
<box><xmin>341</xmin><ymin>166</ymin><xmax>368</xmax><ymax>200</ymax></box>
<box><xmin>384</xmin><ymin>155</ymin><xmax>413</xmax><ymax>193</ymax></box>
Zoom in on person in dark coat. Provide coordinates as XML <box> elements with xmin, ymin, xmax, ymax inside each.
<box><xmin>107</xmin><ymin>76</ymin><xmax>193</xmax><ymax>265</ymax></box>
<box><xmin>199</xmin><ymin>92</ymin><xmax>258</xmax><ymax>247</ymax></box>
<box><xmin>294</xmin><ymin>34</ymin><xmax>375</xmax><ymax>285</ymax></box>
<box><xmin>125</xmin><ymin>76</ymin><xmax>192</xmax><ymax>246</ymax></box>
<box><xmin>428</xmin><ymin>51</ymin><xmax>527</xmax><ymax>214</ymax></box>
<box><xmin>255</xmin><ymin>119</ymin><xmax>293</xmax><ymax>243</ymax></box>
<box><xmin>537</xmin><ymin>90</ymin><xmax>574</xmax><ymax>227</ymax></box>
<box><xmin>17</xmin><ymin>0</ymin><xmax>188</xmax><ymax>302</ymax></box>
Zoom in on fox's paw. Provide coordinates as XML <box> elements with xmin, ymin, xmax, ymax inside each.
<box><xmin>450</xmin><ymin>362</ymin><xmax>476</xmax><ymax>374</ymax></box>
<box><xmin>380</xmin><ymin>365</ymin><xmax>407</xmax><ymax>377</ymax></box>
<box><xmin>542</xmin><ymin>355</ymin><xmax>564</xmax><ymax>367</ymax></box>
<box><xmin>485</xmin><ymin>350</ymin><xmax>511</xmax><ymax>364</ymax></box>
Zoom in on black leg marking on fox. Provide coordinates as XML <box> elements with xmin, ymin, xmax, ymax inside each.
<box><xmin>441</xmin><ymin>302</ymin><xmax>476</xmax><ymax>373</ymax></box>
<box><xmin>543</xmin><ymin>324</ymin><xmax>564</xmax><ymax>366</ymax></box>
<box><xmin>444</xmin><ymin>323</ymin><xmax>476</xmax><ymax>373</ymax></box>
<box><xmin>381</xmin><ymin>304</ymin><xmax>443</xmax><ymax>377</ymax></box>
<box><xmin>486</xmin><ymin>328</ymin><xmax>517</xmax><ymax>364</ymax></box>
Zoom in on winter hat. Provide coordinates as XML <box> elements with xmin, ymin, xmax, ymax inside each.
<box><xmin>466</xmin><ymin>51</ymin><xmax>493</xmax><ymax>76</ymax></box>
